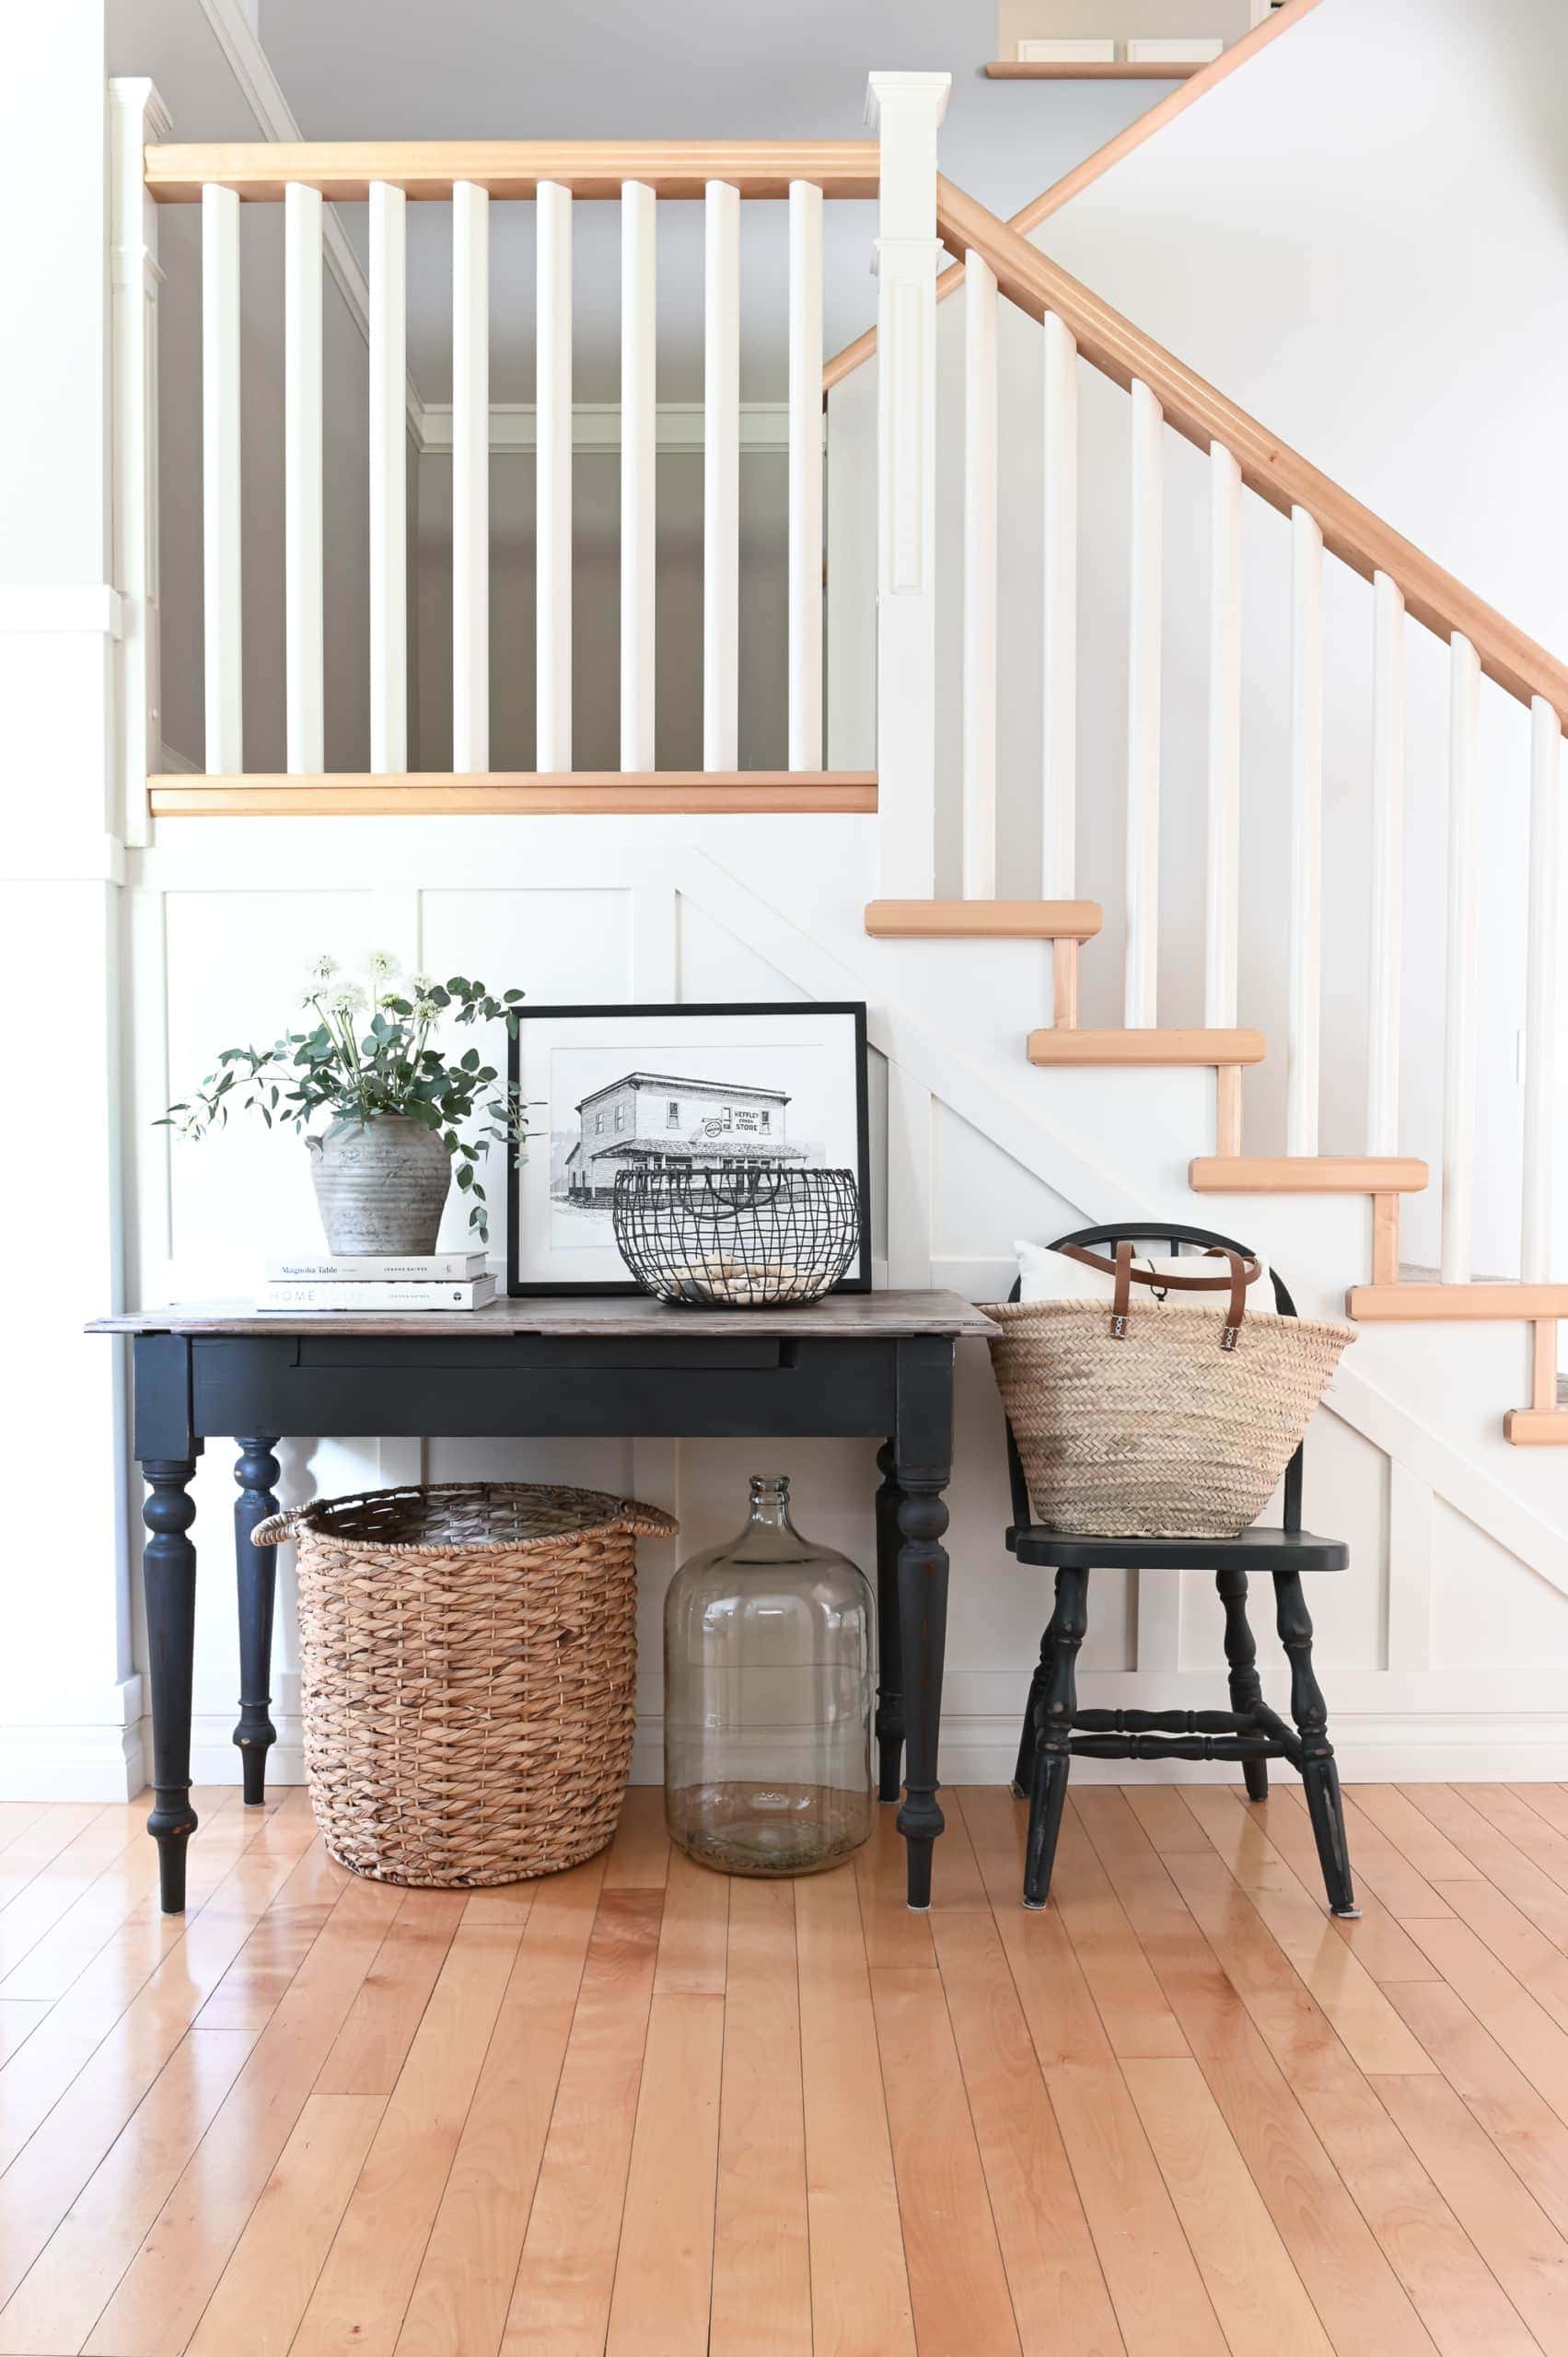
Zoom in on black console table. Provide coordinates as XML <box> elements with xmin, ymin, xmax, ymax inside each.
<box><xmin>88</xmin><ymin>1291</ymin><xmax>993</xmax><ymax>1914</ymax></box>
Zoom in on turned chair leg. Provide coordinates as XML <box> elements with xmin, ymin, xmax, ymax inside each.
<box><xmin>1023</xmin><ymin>1566</ymin><xmax>1088</xmax><ymax>1910</ymax></box>
<box><xmin>1216</xmin><ymin>1566</ymin><xmax>1268</xmax><ymax>1803</ymax></box>
<box><xmin>1013</xmin><ymin>1624</ymin><xmax>1054</xmax><ymax>1799</ymax></box>
<box><xmin>1273</xmin><ymin>1568</ymin><xmax>1358</xmax><ymax>1918</ymax></box>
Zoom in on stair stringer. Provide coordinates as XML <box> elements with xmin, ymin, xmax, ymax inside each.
<box><xmin>677</xmin><ymin>846</ymin><xmax>1568</xmax><ymax>1614</ymax></box>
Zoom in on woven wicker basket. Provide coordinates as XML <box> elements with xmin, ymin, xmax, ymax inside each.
<box><xmin>251</xmin><ymin>1482</ymin><xmax>678</xmax><ymax>1887</ymax></box>
<box><xmin>981</xmin><ymin>1298</ymin><xmax>1355</xmax><ymax>1538</ymax></box>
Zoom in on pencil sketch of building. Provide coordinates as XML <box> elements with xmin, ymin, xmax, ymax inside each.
<box><xmin>561</xmin><ymin>1071</ymin><xmax>807</xmax><ymax>1202</ymax></box>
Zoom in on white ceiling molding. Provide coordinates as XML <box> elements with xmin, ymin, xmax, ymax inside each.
<box><xmin>194</xmin><ymin>0</ymin><xmax>426</xmax><ymax>439</ymax></box>
<box><xmin>416</xmin><ymin>401</ymin><xmax>804</xmax><ymax>454</ymax></box>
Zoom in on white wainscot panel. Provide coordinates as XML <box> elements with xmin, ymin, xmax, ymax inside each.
<box><xmin>162</xmin><ymin>889</ymin><xmax>383</xmax><ymax>1291</ymax></box>
<box><xmin>1430</xmin><ymin>1495</ymin><xmax>1568</xmax><ymax>1668</ymax></box>
<box><xmin>420</xmin><ymin>886</ymin><xmax>635</xmax><ymax>1257</ymax></box>
<box><xmin>1176</xmin><ymin>1409</ymin><xmax>1388</xmax><ymax>1678</ymax></box>
<box><xmin>629</xmin><ymin>1435</ymin><xmax>878</xmax><ymax>1782</ymax></box>
<box><xmin>934</xmin><ymin>1099</ymin><xmax>1086</xmax><ymax>1271</ymax></box>
<box><xmin>945</xmin><ymin>1337</ymin><xmax>1132</xmax><ymax>1682</ymax></box>
<box><xmin>676</xmin><ymin>892</ymin><xmax>811</xmax><ymax>1003</ymax></box>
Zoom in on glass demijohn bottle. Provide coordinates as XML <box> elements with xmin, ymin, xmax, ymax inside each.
<box><xmin>663</xmin><ymin>1475</ymin><xmax>874</xmax><ymax>1875</ymax></box>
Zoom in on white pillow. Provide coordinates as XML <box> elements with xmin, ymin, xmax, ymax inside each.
<box><xmin>1016</xmin><ymin>1237</ymin><xmax>1273</xmax><ymax>1313</ymax></box>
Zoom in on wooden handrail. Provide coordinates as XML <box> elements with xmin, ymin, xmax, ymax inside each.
<box><xmin>933</xmin><ymin>175</ymin><xmax>1568</xmax><ymax>725</ymax></box>
<box><xmin>144</xmin><ymin>140</ymin><xmax>882</xmax><ymax>203</ymax></box>
<box><xmin>822</xmin><ymin>0</ymin><xmax>1325</xmax><ymax>394</ymax></box>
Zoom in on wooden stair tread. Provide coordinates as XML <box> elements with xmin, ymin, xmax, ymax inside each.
<box><xmin>865</xmin><ymin>899</ymin><xmax>1101</xmax><ymax>940</ymax></box>
<box><xmin>1349</xmin><ymin>1282</ymin><xmax>1568</xmax><ymax>1321</ymax></box>
<box><xmin>1028</xmin><ymin>1027</ymin><xmax>1265</xmax><ymax>1068</ymax></box>
<box><xmin>149</xmin><ymin>772</ymin><xmax>877</xmax><ymax>818</ymax></box>
<box><xmin>1191</xmin><ymin>1155</ymin><xmax>1428</xmax><ymax>1194</ymax></box>
<box><xmin>1505</xmin><ymin>1407</ymin><xmax>1568</xmax><ymax>1446</ymax></box>
<box><xmin>983</xmin><ymin>59</ymin><xmax>1205</xmax><ymax>79</ymax></box>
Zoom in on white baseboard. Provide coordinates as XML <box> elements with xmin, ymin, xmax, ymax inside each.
<box><xmin>87</xmin><ymin>1708</ymin><xmax>1568</xmax><ymax>1812</ymax></box>
<box><xmin>0</xmin><ymin>1719</ymin><xmax>145</xmax><ymax>1802</ymax></box>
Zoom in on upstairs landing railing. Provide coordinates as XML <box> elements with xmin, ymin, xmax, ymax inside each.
<box><xmin>109</xmin><ymin>87</ymin><xmax>956</xmax><ymax>819</ymax></box>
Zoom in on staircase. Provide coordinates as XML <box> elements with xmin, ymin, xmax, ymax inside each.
<box><xmin>826</xmin><ymin>161</ymin><xmax>1566</xmax><ymax>1457</ymax></box>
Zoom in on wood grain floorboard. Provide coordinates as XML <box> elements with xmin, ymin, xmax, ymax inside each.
<box><xmin>13</xmin><ymin>1787</ymin><xmax>1568</xmax><ymax>2353</ymax></box>
<box><xmin>290</xmin><ymin>1913</ymin><xmax>526</xmax><ymax>2357</ymax></box>
<box><xmin>796</xmin><ymin>1862</ymin><xmax>916</xmax><ymax>2357</ymax></box>
<box><xmin>394</xmin><ymin>1852</ymin><xmax>607</xmax><ymax>2357</ymax></box>
<box><xmin>708</xmin><ymin>1880</ymin><xmax>811</xmax><ymax>2357</ymax></box>
<box><xmin>498</xmin><ymin>1888</ymin><xmax>662</xmax><ymax>2355</ymax></box>
<box><xmin>871</xmin><ymin>1962</ymin><xmax>1022</xmax><ymax>2355</ymax></box>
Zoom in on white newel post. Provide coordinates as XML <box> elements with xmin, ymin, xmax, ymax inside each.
<box><xmin>0</xmin><ymin>27</ymin><xmax>157</xmax><ymax>1797</ymax></box>
<box><xmin>866</xmin><ymin>71</ymin><xmax>949</xmax><ymax>900</ymax></box>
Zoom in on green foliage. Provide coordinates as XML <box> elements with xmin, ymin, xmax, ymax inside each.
<box><xmin>157</xmin><ymin>954</ymin><xmax>533</xmax><ymax>1240</ymax></box>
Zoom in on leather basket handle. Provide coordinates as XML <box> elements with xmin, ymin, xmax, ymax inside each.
<box><xmin>1057</xmin><ymin>1240</ymin><xmax>1258</xmax><ymax>1352</ymax></box>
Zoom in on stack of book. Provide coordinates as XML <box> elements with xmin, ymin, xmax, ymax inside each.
<box><xmin>256</xmin><ymin>1250</ymin><xmax>495</xmax><ymax>1314</ymax></box>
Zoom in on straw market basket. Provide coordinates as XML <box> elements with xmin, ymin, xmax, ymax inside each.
<box><xmin>252</xmin><ymin>1482</ymin><xmax>677</xmax><ymax>1887</ymax></box>
<box><xmin>981</xmin><ymin>1298</ymin><xmax>1355</xmax><ymax>1539</ymax></box>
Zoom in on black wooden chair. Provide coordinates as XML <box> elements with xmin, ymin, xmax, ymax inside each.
<box><xmin>1005</xmin><ymin>1220</ymin><xmax>1358</xmax><ymax>1919</ymax></box>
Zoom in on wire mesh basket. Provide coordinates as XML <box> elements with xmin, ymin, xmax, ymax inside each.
<box><xmin>611</xmin><ymin>1165</ymin><xmax>862</xmax><ymax>1307</ymax></box>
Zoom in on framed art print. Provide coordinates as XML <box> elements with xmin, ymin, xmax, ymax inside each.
<box><xmin>506</xmin><ymin>1002</ymin><xmax>871</xmax><ymax>1296</ymax></box>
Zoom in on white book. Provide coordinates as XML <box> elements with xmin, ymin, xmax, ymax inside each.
<box><xmin>254</xmin><ymin>1277</ymin><xmax>497</xmax><ymax>1313</ymax></box>
<box><xmin>263</xmin><ymin>1250</ymin><xmax>489</xmax><ymax>1282</ymax></box>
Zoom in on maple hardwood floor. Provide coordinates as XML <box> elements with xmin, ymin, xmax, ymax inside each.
<box><xmin>5</xmin><ymin>1782</ymin><xmax>1568</xmax><ymax>2352</ymax></box>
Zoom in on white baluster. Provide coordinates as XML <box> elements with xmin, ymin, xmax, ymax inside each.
<box><xmin>866</xmin><ymin>70</ymin><xmax>949</xmax><ymax>900</ymax></box>
<box><xmin>1125</xmin><ymin>377</ymin><xmax>1163</xmax><ymax>1025</ymax></box>
<box><xmin>1441</xmin><ymin>633</ymin><xmax>1481</xmax><ymax>1282</ymax></box>
<box><xmin>368</xmin><ymin>181</ymin><xmax>406</xmax><ymax>773</ymax></box>
<box><xmin>621</xmin><ymin>180</ymin><xmax>656</xmax><ymax>772</ymax></box>
<box><xmin>1040</xmin><ymin>312</ymin><xmax>1077</xmax><ymax>900</ymax></box>
<box><xmin>1203</xmin><ymin>444</ymin><xmax>1242</xmax><ymax>1026</ymax></box>
<box><xmin>536</xmin><ymin>181</ymin><xmax>573</xmax><ymax>772</ymax></box>
<box><xmin>1522</xmin><ymin>697</ymin><xmax>1562</xmax><ymax>1281</ymax></box>
<box><xmin>788</xmin><ymin>180</ymin><xmax>824</xmax><ymax>773</ymax></box>
<box><xmin>284</xmin><ymin>182</ymin><xmax>324</xmax><ymax>773</ymax></box>
<box><xmin>703</xmin><ymin>180</ymin><xmax>740</xmax><ymax>771</ymax></box>
<box><xmin>452</xmin><ymin>180</ymin><xmax>489</xmax><ymax>772</ymax></box>
<box><xmin>1366</xmin><ymin>571</ymin><xmax>1406</xmax><ymax>1154</ymax></box>
<box><xmin>1287</xmin><ymin>505</ymin><xmax>1324</xmax><ymax>1154</ymax></box>
<box><xmin>202</xmin><ymin>184</ymin><xmax>243</xmax><ymax>775</ymax></box>
<box><xmin>961</xmin><ymin>249</ymin><xmax>998</xmax><ymax>896</ymax></box>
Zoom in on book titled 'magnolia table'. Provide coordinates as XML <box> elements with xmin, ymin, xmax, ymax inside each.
<box><xmin>255</xmin><ymin>1253</ymin><xmax>495</xmax><ymax>1313</ymax></box>
<box><xmin>263</xmin><ymin>1251</ymin><xmax>487</xmax><ymax>1283</ymax></box>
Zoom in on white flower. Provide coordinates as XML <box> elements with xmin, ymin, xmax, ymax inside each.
<box><xmin>307</xmin><ymin>954</ymin><xmax>339</xmax><ymax>985</ymax></box>
<box><xmin>329</xmin><ymin>984</ymin><xmax>368</xmax><ymax>1017</ymax></box>
<box><xmin>367</xmin><ymin>950</ymin><xmax>400</xmax><ymax>983</ymax></box>
<box><xmin>409</xmin><ymin>972</ymin><xmax>436</xmax><ymax>998</ymax></box>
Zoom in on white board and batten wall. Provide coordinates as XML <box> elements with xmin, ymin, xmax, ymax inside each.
<box><xmin>126</xmin><ymin>814</ymin><xmax>1568</xmax><ymax>1801</ymax></box>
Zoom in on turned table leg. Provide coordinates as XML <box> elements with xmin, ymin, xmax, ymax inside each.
<box><xmin>233</xmin><ymin>1438</ymin><xmax>281</xmax><ymax>1805</ymax></box>
<box><xmin>894</xmin><ymin>1339</ymin><xmax>955</xmax><ymax>1911</ymax></box>
<box><xmin>141</xmin><ymin>1457</ymin><xmax>201</xmax><ymax>1912</ymax></box>
<box><xmin>874</xmin><ymin>1439</ymin><xmax>906</xmax><ymax>1803</ymax></box>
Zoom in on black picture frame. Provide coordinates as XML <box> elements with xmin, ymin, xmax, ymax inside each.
<box><xmin>506</xmin><ymin>1000</ymin><xmax>872</xmax><ymax>1297</ymax></box>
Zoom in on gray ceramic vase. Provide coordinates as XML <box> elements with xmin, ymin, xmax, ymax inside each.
<box><xmin>307</xmin><ymin>1115</ymin><xmax>453</xmax><ymax>1255</ymax></box>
